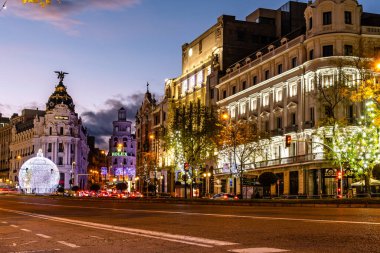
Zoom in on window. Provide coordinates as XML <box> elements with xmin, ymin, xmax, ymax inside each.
<box><xmin>275</xmin><ymin>88</ymin><xmax>282</xmax><ymax>102</ymax></box>
<box><xmin>199</xmin><ymin>40</ymin><xmax>202</xmax><ymax>54</ymax></box>
<box><xmin>181</xmin><ymin>79</ymin><xmax>188</xmax><ymax>96</ymax></box>
<box><xmin>290</xmin><ymin>83</ymin><xmax>297</xmax><ymax>97</ymax></box>
<box><xmin>323</xmin><ymin>45</ymin><xmax>333</xmax><ymax>57</ymax></box>
<box><xmin>223</xmin><ymin>90</ymin><xmax>227</xmax><ymax>99</ymax></box>
<box><xmin>276</xmin><ymin>117</ymin><xmax>282</xmax><ymax>129</ymax></box>
<box><xmin>344</xmin><ymin>45</ymin><xmax>353</xmax><ymax>56</ymax></box>
<box><xmin>253</xmin><ymin>76</ymin><xmax>257</xmax><ymax>85</ymax></box>
<box><xmin>210</xmin><ymin>88</ymin><xmax>214</xmax><ymax>99</ymax></box>
<box><xmin>309</xmin><ymin>17</ymin><xmax>313</xmax><ymax>30</ymax></box>
<box><xmin>242</xmin><ymin>81</ymin><xmax>247</xmax><ymax>90</ymax></box>
<box><xmin>264</xmin><ymin>70</ymin><xmax>270</xmax><ymax>80</ymax></box>
<box><xmin>163</xmin><ymin>112</ymin><xmax>166</xmax><ymax>122</ymax></box>
<box><xmin>345</xmin><ymin>74</ymin><xmax>354</xmax><ymax>86</ymax></box>
<box><xmin>231</xmin><ymin>107</ymin><xmax>236</xmax><ymax>118</ymax></box>
<box><xmin>240</xmin><ymin>102</ymin><xmax>246</xmax><ymax>115</ymax></box>
<box><xmin>310</xmin><ymin>107</ymin><xmax>315</xmax><ymax>125</ymax></box>
<box><xmin>323</xmin><ymin>11</ymin><xmax>332</xmax><ymax>25</ymax></box>
<box><xmin>251</xmin><ymin>98</ymin><xmax>257</xmax><ymax>111</ymax></box>
<box><xmin>307</xmin><ymin>78</ymin><xmax>315</xmax><ymax>92</ymax></box>
<box><xmin>345</xmin><ymin>11</ymin><xmax>352</xmax><ymax>24</ymax></box>
<box><xmin>277</xmin><ymin>64</ymin><xmax>283</xmax><ymax>74</ymax></box>
<box><xmin>291</xmin><ymin>57</ymin><xmax>297</xmax><ymax>68</ymax></box>
<box><xmin>58</xmin><ymin>157</ymin><xmax>63</xmax><ymax>165</ymax></box>
<box><xmin>49</xmin><ymin>127</ymin><xmax>52</xmax><ymax>135</ymax></box>
<box><xmin>196</xmin><ymin>71</ymin><xmax>203</xmax><ymax>87</ymax></box>
<box><xmin>58</xmin><ymin>143</ymin><xmax>64</xmax><ymax>152</ymax></box>
<box><xmin>309</xmin><ymin>49</ymin><xmax>314</xmax><ymax>60</ymax></box>
<box><xmin>188</xmin><ymin>75</ymin><xmax>195</xmax><ymax>91</ymax></box>
<box><xmin>323</xmin><ymin>75</ymin><xmax>333</xmax><ymax>87</ymax></box>
<box><xmin>48</xmin><ymin>143</ymin><xmax>52</xmax><ymax>152</ymax></box>
<box><xmin>262</xmin><ymin>93</ymin><xmax>269</xmax><ymax>107</ymax></box>
<box><xmin>290</xmin><ymin>113</ymin><xmax>296</xmax><ymax>125</ymax></box>
<box><xmin>325</xmin><ymin>106</ymin><xmax>333</xmax><ymax>117</ymax></box>
<box><xmin>232</xmin><ymin>86</ymin><xmax>236</xmax><ymax>95</ymax></box>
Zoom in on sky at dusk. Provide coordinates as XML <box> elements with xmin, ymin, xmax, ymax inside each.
<box><xmin>1</xmin><ymin>0</ymin><xmax>379</xmax><ymax>148</ymax></box>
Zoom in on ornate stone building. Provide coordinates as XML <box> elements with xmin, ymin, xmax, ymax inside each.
<box><xmin>8</xmin><ymin>75</ymin><xmax>89</xmax><ymax>190</ymax></box>
<box><xmin>215</xmin><ymin>0</ymin><xmax>380</xmax><ymax>197</ymax></box>
<box><xmin>108</xmin><ymin>107</ymin><xmax>136</xmax><ymax>191</ymax></box>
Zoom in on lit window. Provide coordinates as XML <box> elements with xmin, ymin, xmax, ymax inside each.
<box><xmin>240</xmin><ymin>102</ymin><xmax>246</xmax><ymax>115</ymax></box>
<box><xmin>181</xmin><ymin>79</ymin><xmax>188</xmax><ymax>96</ymax></box>
<box><xmin>262</xmin><ymin>93</ymin><xmax>269</xmax><ymax>107</ymax></box>
<box><xmin>188</xmin><ymin>48</ymin><xmax>193</xmax><ymax>57</ymax></box>
<box><xmin>290</xmin><ymin>83</ymin><xmax>297</xmax><ymax>97</ymax></box>
<box><xmin>323</xmin><ymin>75</ymin><xmax>333</xmax><ymax>87</ymax></box>
<box><xmin>188</xmin><ymin>75</ymin><xmax>195</xmax><ymax>91</ymax></box>
<box><xmin>207</xmin><ymin>66</ymin><xmax>211</xmax><ymax>76</ymax></box>
<box><xmin>196</xmin><ymin>71</ymin><xmax>203</xmax><ymax>87</ymax></box>
<box><xmin>251</xmin><ymin>98</ymin><xmax>257</xmax><ymax>111</ymax></box>
<box><xmin>275</xmin><ymin>88</ymin><xmax>282</xmax><ymax>102</ymax></box>
<box><xmin>306</xmin><ymin>78</ymin><xmax>315</xmax><ymax>92</ymax></box>
<box><xmin>231</xmin><ymin>107</ymin><xmax>236</xmax><ymax>118</ymax></box>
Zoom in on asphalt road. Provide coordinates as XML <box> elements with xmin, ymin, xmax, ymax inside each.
<box><xmin>0</xmin><ymin>195</ymin><xmax>379</xmax><ymax>253</ymax></box>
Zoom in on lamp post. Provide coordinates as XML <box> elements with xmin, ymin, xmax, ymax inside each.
<box><xmin>203</xmin><ymin>172</ymin><xmax>211</xmax><ymax>196</ymax></box>
<box><xmin>135</xmin><ymin>176</ymin><xmax>139</xmax><ymax>192</ymax></box>
<box><xmin>159</xmin><ymin>175</ymin><xmax>163</xmax><ymax>193</ymax></box>
<box><xmin>149</xmin><ymin>133</ymin><xmax>158</xmax><ymax>196</ymax></box>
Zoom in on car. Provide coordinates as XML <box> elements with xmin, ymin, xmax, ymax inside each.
<box><xmin>211</xmin><ymin>193</ymin><xmax>239</xmax><ymax>200</ymax></box>
<box><xmin>128</xmin><ymin>191</ymin><xmax>143</xmax><ymax>199</ymax></box>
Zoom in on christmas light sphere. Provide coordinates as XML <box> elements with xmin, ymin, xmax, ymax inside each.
<box><xmin>19</xmin><ymin>149</ymin><xmax>60</xmax><ymax>194</ymax></box>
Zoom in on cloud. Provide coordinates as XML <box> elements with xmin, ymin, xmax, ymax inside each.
<box><xmin>5</xmin><ymin>0</ymin><xmax>140</xmax><ymax>33</ymax></box>
<box><xmin>81</xmin><ymin>92</ymin><xmax>144</xmax><ymax>149</ymax></box>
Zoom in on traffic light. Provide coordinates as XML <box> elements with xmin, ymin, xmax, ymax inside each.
<box><xmin>285</xmin><ymin>135</ymin><xmax>291</xmax><ymax>148</ymax></box>
<box><xmin>337</xmin><ymin>171</ymin><xmax>342</xmax><ymax>180</ymax></box>
<box><xmin>184</xmin><ymin>163</ymin><xmax>190</xmax><ymax>171</ymax></box>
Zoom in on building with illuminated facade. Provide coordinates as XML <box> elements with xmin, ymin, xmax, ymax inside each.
<box><xmin>7</xmin><ymin>77</ymin><xmax>89</xmax><ymax>190</ymax></box>
<box><xmin>108</xmin><ymin>107</ymin><xmax>136</xmax><ymax>191</ymax></box>
<box><xmin>0</xmin><ymin>114</ymin><xmax>11</xmax><ymax>183</ymax></box>
<box><xmin>215</xmin><ymin>0</ymin><xmax>380</xmax><ymax>197</ymax></box>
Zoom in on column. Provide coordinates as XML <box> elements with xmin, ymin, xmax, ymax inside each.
<box><xmin>283</xmin><ymin>171</ymin><xmax>290</xmax><ymax>195</ymax></box>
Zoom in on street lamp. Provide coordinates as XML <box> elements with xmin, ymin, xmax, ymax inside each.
<box><xmin>203</xmin><ymin>172</ymin><xmax>211</xmax><ymax>196</ymax></box>
<box><xmin>159</xmin><ymin>175</ymin><xmax>163</xmax><ymax>193</ymax></box>
<box><xmin>135</xmin><ymin>176</ymin><xmax>139</xmax><ymax>192</ymax></box>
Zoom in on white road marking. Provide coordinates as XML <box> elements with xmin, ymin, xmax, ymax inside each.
<box><xmin>36</xmin><ymin>234</ymin><xmax>52</xmax><ymax>239</ymax></box>
<box><xmin>10</xmin><ymin>224</ymin><xmax>19</xmax><ymax>228</ymax></box>
<box><xmin>89</xmin><ymin>235</ymin><xmax>103</xmax><ymax>239</ymax></box>
<box><xmin>229</xmin><ymin>248</ymin><xmax>289</xmax><ymax>253</ymax></box>
<box><xmin>13</xmin><ymin>201</ymin><xmax>380</xmax><ymax>226</ymax></box>
<box><xmin>1</xmin><ymin>221</ymin><xmax>8</xmax><ymax>224</ymax></box>
<box><xmin>20</xmin><ymin>228</ymin><xmax>31</xmax><ymax>232</ymax></box>
<box><xmin>0</xmin><ymin>237</ymin><xmax>20</xmax><ymax>240</ymax></box>
<box><xmin>57</xmin><ymin>241</ymin><xmax>80</xmax><ymax>248</ymax></box>
<box><xmin>8</xmin><ymin>249</ymin><xmax>61</xmax><ymax>253</ymax></box>
<box><xmin>0</xmin><ymin>207</ymin><xmax>236</xmax><ymax>248</ymax></box>
<box><xmin>19</xmin><ymin>241</ymin><xmax>37</xmax><ymax>246</ymax></box>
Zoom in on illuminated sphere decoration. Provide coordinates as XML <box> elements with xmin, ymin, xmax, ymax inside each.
<box><xmin>19</xmin><ymin>149</ymin><xmax>60</xmax><ymax>194</ymax></box>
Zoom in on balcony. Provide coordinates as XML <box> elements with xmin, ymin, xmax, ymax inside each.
<box><xmin>285</xmin><ymin>125</ymin><xmax>298</xmax><ymax>133</ymax></box>
<box><xmin>214</xmin><ymin>153</ymin><xmax>325</xmax><ymax>175</ymax></box>
<box><xmin>270</xmin><ymin>128</ymin><xmax>284</xmax><ymax>137</ymax></box>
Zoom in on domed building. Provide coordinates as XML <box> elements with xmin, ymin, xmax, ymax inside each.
<box><xmin>9</xmin><ymin>73</ymin><xmax>89</xmax><ymax>190</ymax></box>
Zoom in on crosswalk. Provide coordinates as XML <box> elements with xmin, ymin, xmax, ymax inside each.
<box><xmin>229</xmin><ymin>248</ymin><xmax>289</xmax><ymax>253</ymax></box>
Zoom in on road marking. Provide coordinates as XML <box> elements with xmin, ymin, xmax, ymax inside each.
<box><xmin>2</xmin><ymin>221</ymin><xmax>8</xmax><ymax>224</ymax></box>
<box><xmin>20</xmin><ymin>228</ymin><xmax>31</xmax><ymax>232</ymax></box>
<box><xmin>19</xmin><ymin>241</ymin><xmax>37</xmax><ymax>246</ymax></box>
<box><xmin>229</xmin><ymin>248</ymin><xmax>289</xmax><ymax>253</ymax></box>
<box><xmin>0</xmin><ymin>207</ymin><xmax>236</xmax><ymax>248</ymax></box>
<box><xmin>0</xmin><ymin>237</ymin><xmax>20</xmax><ymax>240</ymax></box>
<box><xmin>13</xmin><ymin>201</ymin><xmax>380</xmax><ymax>226</ymax></box>
<box><xmin>8</xmin><ymin>249</ymin><xmax>61</xmax><ymax>253</ymax></box>
<box><xmin>10</xmin><ymin>224</ymin><xmax>19</xmax><ymax>228</ymax></box>
<box><xmin>57</xmin><ymin>241</ymin><xmax>80</xmax><ymax>248</ymax></box>
<box><xmin>36</xmin><ymin>234</ymin><xmax>52</xmax><ymax>239</ymax></box>
<box><xmin>89</xmin><ymin>235</ymin><xmax>103</xmax><ymax>239</ymax></box>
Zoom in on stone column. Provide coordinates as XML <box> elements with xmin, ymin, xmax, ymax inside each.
<box><xmin>283</xmin><ymin>171</ymin><xmax>290</xmax><ymax>195</ymax></box>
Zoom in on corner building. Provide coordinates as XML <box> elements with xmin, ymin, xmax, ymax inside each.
<box><xmin>9</xmin><ymin>79</ymin><xmax>89</xmax><ymax>190</ymax></box>
<box><xmin>215</xmin><ymin>0</ymin><xmax>380</xmax><ymax>197</ymax></box>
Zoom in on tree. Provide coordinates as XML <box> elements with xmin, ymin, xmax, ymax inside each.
<box><xmin>166</xmin><ymin>100</ymin><xmax>220</xmax><ymax>197</ymax></box>
<box><xmin>258</xmin><ymin>172</ymin><xmax>277</xmax><ymax>196</ymax></box>
<box><xmin>90</xmin><ymin>183</ymin><xmax>101</xmax><ymax>192</ymax></box>
<box><xmin>116</xmin><ymin>182</ymin><xmax>128</xmax><ymax>192</ymax></box>
<box><xmin>217</xmin><ymin>117</ymin><xmax>266</xmax><ymax>196</ymax></box>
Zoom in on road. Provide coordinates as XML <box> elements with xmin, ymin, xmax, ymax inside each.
<box><xmin>0</xmin><ymin>195</ymin><xmax>379</xmax><ymax>253</ymax></box>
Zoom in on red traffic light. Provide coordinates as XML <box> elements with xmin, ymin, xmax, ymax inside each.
<box><xmin>184</xmin><ymin>163</ymin><xmax>190</xmax><ymax>171</ymax></box>
<box><xmin>337</xmin><ymin>171</ymin><xmax>342</xmax><ymax>179</ymax></box>
<box><xmin>285</xmin><ymin>135</ymin><xmax>291</xmax><ymax>147</ymax></box>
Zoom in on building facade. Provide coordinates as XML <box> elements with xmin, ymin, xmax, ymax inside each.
<box><xmin>108</xmin><ymin>107</ymin><xmax>136</xmax><ymax>191</ymax></box>
<box><xmin>8</xmin><ymin>77</ymin><xmax>89</xmax><ymax>190</ymax></box>
<box><xmin>0</xmin><ymin>114</ymin><xmax>11</xmax><ymax>183</ymax></box>
<box><xmin>215</xmin><ymin>0</ymin><xmax>380</xmax><ymax>197</ymax></box>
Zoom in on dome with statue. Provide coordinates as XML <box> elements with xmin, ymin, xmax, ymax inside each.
<box><xmin>18</xmin><ymin>149</ymin><xmax>60</xmax><ymax>194</ymax></box>
<box><xmin>46</xmin><ymin>71</ymin><xmax>75</xmax><ymax>112</ymax></box>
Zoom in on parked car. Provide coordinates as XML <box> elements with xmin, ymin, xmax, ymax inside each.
<box><xmin>211</xmin><ymin>193</ymin><xmax>239</xmax><ymax>200</ymax></box>
<box><xmin>128</xmin><ymin>191</ymin><xmax>143</xmax><ymax>198</ymax></box>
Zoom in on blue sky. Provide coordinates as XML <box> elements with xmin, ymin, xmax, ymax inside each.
<box><xmin>0</xmin><ymin>0</ymin><xmax>379</xmax><ymax>148</ymax></box>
